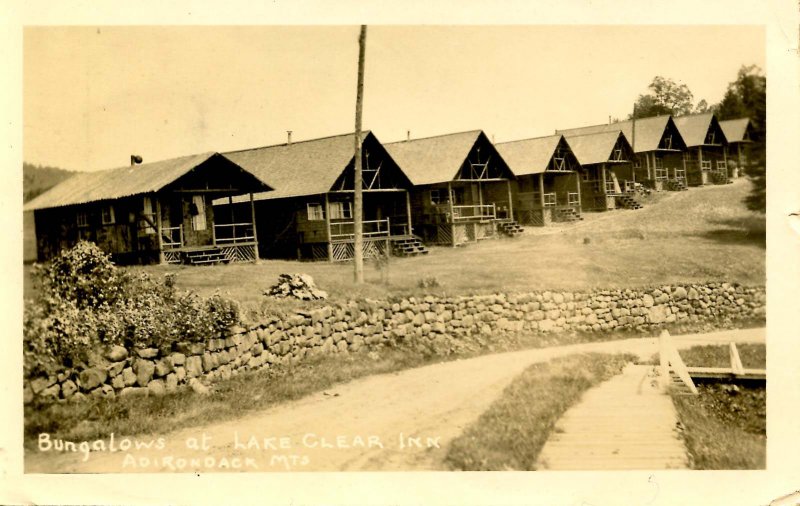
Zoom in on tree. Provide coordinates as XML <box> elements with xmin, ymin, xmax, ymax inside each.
<box><xmin>693</xmin><ymin>99</ymin><xmax>710</xmax><ymax>114</ymax></box>
<box><xmin>629</xmin><ymin>76</ymin><xmax>695</xmax><ymax>118</ymax></box>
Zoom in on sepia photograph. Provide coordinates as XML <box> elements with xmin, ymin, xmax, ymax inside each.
<box><xmin>3</xmin><ymin>6</ymin><xmax>799</xmax><ymax>505</ymax></box>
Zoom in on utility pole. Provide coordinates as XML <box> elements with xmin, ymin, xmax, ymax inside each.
<box><xmin>353</xmin><ymin>25</ymin><xmax>367</xmax><ymax>284</ymax></box>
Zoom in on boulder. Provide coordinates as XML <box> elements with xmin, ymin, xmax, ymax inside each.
<box><xmin>133</xmin><ymin>359</ymin><xmax>155</xmax><ymax>387</ymax></box>
<box><xmin>61</xmin><ymin>379</ymin><xmax>79</xmax><ymax>399</ymax></box>
<box><xmin>105</xmin><ymin>345</ymin><xmax>129</xmax><ymax>362</ymax></box>
<box><xmin>154</xmin><ymin>358</ymin><xmax>173</xmax><ymax>377</ymax></box>
<box><xmin>170</xmin><ymin>352</ymin><xmax>187</xmax><ymax>367</ymax></box>
<box><xmin>135</xmin><ymin>348</ymin><xmax>159</xmax><ymax>359</ymax></box>
<box><xmin>106</xmin><ymin>361</ymin><xmax>125</xmax><ymax>378</ymax></box>
<box><xmin>120</xmin><ymin>387</ymin><xmax>149</xmax><ymax>398</ymax></box>
<box><xmin>79</xmin><ymin>367</ymin><xmax>108</xmax><ymax>391</ymax></box>
<box><xmin>122</xmin><ymin>367</ymin><xmax>137</xmax><ymax>387</ymax></box>
<box><xmin>148</xmin><ymin>379</ymin><xmax>166</xmax><ymax>396</ymax></box>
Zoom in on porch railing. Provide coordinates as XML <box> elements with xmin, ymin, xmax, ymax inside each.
<box><xmin>451</xmin><ymin>204</ymin><xmax>496</xmax><ymax>221</ymax></box>
<box><xmin>162</xmin><ymin>225</ymin><xmax>183</xmax><ymax>249</ymax></box>
<box><xmin>604</xmin><ymin>181</ymin><xmax>616</xmax><ymax>194</ymax></box>
<box><xmin>330</xmin><ymin>218</ymin><xmax>391</xmax><ymax>241</ymax></box>
<box><xmin>518</xmin><ymin>192</ymin><xmax>580</xmax><ymax>210</ymax></box>
<box><xmin>673</xmin><ymin>168</ymin><xmax>686</xmax><ymax>181</ymax></box>
<box><xmin>655</xmin><ymin>168</ymin><xmax>669</xmax><ymax>181</ymax></box>
<box><xmin>213</xmin><ymin>222</ymin><xmax>256</xmax><ymax>245</ymax></box>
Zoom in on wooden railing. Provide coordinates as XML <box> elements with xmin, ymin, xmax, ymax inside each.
<box><xmin>655</xmin><ymin>168</ymin><xmax>669</xmax><ymax>181</ymax></box>
<box><xmin>623</xmin><ymin>181</ymin><xmax>636</xmax><ymax>193</ymax></box>
<box><xmin>213</xmin><ymin>222</ymin><xmax>256</xmax><ymax>245</ymax></box>
<box><xmin>518</xmin><ymin>192</ymin><xmax>579</xmax><ymax>210</ymax></box>
<box><xmin>451</xmin><ymin>204</ymin><xmax>496</xmax><ymax>221</ymax></box>
<box><xmin>162</xmin><ymin>226</ymin><xmax>183</xmax><ymax>249</ymax></box>
<box><xmin>330</xmin><ymin>218</ymin><xmax>390</xmax><ymax>241</ymax></box>
<box><xmin>673</xmin><ymin>168</ymin><xmax>686</xmax><ymax>181</ymax></box>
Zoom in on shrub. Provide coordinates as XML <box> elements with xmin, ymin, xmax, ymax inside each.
<box><xmin>23</xmin><ymin>242</ymin><xmax>243</xmax><ymax>377</ymax></box>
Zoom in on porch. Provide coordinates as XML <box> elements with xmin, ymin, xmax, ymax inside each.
<box><xmin>160</xmin><ymin>222</ymin><xmax>258</xmax><ymax>265</ymax></box>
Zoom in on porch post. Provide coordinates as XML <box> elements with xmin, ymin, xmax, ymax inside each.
<box><xmin>250</xmin><ymin>192</ymin><xmax>260</xmax><ymax>263</ymax></box>
<box><xmin>698</xmin><ymin>147</ymin><xmax>704</xmax><ymax>184</ymax></box>
<box><xmin>574</xmin><ymin>172</ymin><xmax>581</xmax><ymax>212</ymax></box>
<box><xmin>448</xmin><ymin>181</ymin><xmax>455</xmax><ymax>247</ymax></box>
<box><xmin>645</xmin><ymin>153</ymin><xmax>651</xmax><ymax>180</ymax></box>
<box><xmin>722</xmin><ymin>148</ymin><xmax>729</xmax><ymax>178</ymax></box>
<box><xmin>324</xmin><ymin>193</ymin><xmax>333</xmax><ymax>262</ymax></box>
<box><xmin>405</xmin><ymin>191</ymin><xmax>413</xmax><ymax>237</ymax></box>
<box><xmin>538</xmin><ymin>173</ymin><xmax>545</xmax><ymax>207</ymax></box>
<box><xmin>155</xmin><ymin>197</ymin><xmax>164</xmax><ymax>264</ymax></box>
<box><xmin>738</xmin><ymin>143</ymin><xmax>744</xmax><ymax>170</ymax></box>
<box><xmin>506</xmin><ymin>179</ymin><xmax>513</xmax><ymax>221</ymax></box>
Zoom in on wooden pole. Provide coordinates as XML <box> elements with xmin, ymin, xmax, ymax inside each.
<box><xmin>506</xmin><ymin>179</ymin><xmax>513</xmax><ymax>221</ymax></box>
<box><xmin>405</xmin><ymin>191</ymin><xmax>412</xmax><ymax>237</ymax></box>
<box><xmin>325</xmin><ymin>193</ymin><xmax>333</xmax><ymax>262</ymax></box>
<box><xmin>538</xmin><ymin>173</ymin><xmax>545</xmax><ymax>207</ymax></box>
<box><xmin>155</xmin><ymin>197</ymin><xmax>164</xmax><ymax>264</ymax></box>
<box><xmin>574</xmin><ymin>172</ymin><xmax>581</xmax><ymax>213</ymax></box>
<box><xmin>447</xmin><ymin>181</ymin><xmax>455</xmax><ymax>247</ymax></box>
<box><xmin>353</xmin><ymin>25</ymin><xmax>367</xmax><ymax>283</ymax></box>
<box><xmin>698</xmin><ymin>147</ymin><xmax>704</xmax><ymax>184</ymax></box>
<box><xmin>250</xmin><ymin>192</ymin><xmax>259</xmax><ymax>263</ymax></box>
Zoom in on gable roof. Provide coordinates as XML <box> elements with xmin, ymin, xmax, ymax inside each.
<box><xmin>719</xmin><ymin>118</ymin><xmax>753</xmax><ymax>143</ymax></box>
<box><xmin>23</xmin><ymin>152</ymin><xmax>267</xmax><ymax>212</ymax></box>
<box><xmin>557</xmin><ymin>115</ymin><xmax>675</xmax><ymax>153</ymax></box>
<box><xmin>495</xmin><ymin>135</ymin><xmax>564</xmax><ymax>176</ymax></box>
<box><xmin>563</xmin><ymin>131</ymin><xmax>630</xmax><ymax>166</ymax></box>
<box><xmin>383</xmin><ymin>130</ymin><xmax>487</xmax><ymax>185</ymax></box>
<box><xmin>673</xmin><ymin>113</ymin><xmax>726</xmax><ymax>147</ymax></box>
<box><xmin>224</xmin><ymin>132</ymin><xmax>368</xmax><ymax>201</ymax></box>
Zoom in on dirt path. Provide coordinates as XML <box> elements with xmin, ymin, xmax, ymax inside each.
<box><xmin>26</xmin><ymin>328</ymin><xmax>764</xmax><ymax>473</ymax></box>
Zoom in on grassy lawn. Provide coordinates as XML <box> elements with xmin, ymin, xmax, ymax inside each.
<box><xmin>669</xmin><ymin>343</ymin><xmax>766</xmax><ymax>469</ymax></box>
<box><xmin>443</xmin><ymin>352</ymin><xmax>635</xmax><ymax>471</ymax></box>
<box><xmin>23</xmin><ymin>179</ymin><xmax>765</xmax><ymax>309</ymax></box>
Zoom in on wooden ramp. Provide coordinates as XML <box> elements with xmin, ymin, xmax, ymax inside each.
<box><xmin>536</xmin><ymin>364</ymin><xmax>688</xmax><ymax>470</ymax></box>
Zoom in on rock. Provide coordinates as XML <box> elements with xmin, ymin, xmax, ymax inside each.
<box><xmin>133</xmin><ymin>359</ymin><xmax>155</xmax><ymax>387</ymax></box>
<box><xmin>672</xmin><ymin>286</ymin><xmax>687</xmax><ymax>300</ymax></box>
<box><xmin>61</xmin><ymin>379</ymin><xmax>78</xmax><ymax>399</ymax></box>
<box><xmin>120</xmin><ymin>387</ymin><xmax>149</xmax><ymax>398</ymax></box>
<box><xmin>643</xmin><ymin>294</ymin><xmax>655</xmax><ymax>308</ymax></box>
<box><xmin>189</xmin><ymin>378</ymin><xmax>211</xmax><ymax>395</ymax></box>
<box><xmin>175</xmin><ymin>366</ymin><xmax>187</xmax><ymax>383</ymax></box>
<box><xmin>539</xmin><ymin>319</ymin><xmax>555</xmax><ymax>332</ymax></box>
<box><xmin>186</xmin><ymin>356</ymin><xmax>203</xmax><ymax>378</ymax></box>
<box><xmin>23</xmin><ymin>383</ymin><xmax>33</xmax><ymax>404</ymax></box>
<box><xmin>148</xmin><ymin>380</ymin><xmax>166</xmax><ymax>396</ymax></box>
<box><xmin>106</xmin><ymin>361</ymin><xmax>125</xmax><ymax>378</ymax></box>
<box><xmin>135</xmin><ymin>348</ymin><xmax>159</xmax><ymax>359</ymax></box>
<box><xmin>30</xmin><ymin>376</ymin><xmax>55</xmax><ymax>394</ymax></box>
<box><xmin>122</xmin><ymin>367</ymin><xmax>137</xmax><ymax>387</ymax></box>
<box><xmin>79</xmin><ymin>367</ymin><xmax>108</xmax><ymax>391</ymax></box>
<box><xmin>70</xmin><ymin>392</ymin><xmax>87</xmax><ymax>403</ymax></box>
<box><xmin>647</xmin><ymin>305</ymin><xmax>668</xmax><ymax>324</ymax></box>
<box><xmin>170</xmin><ymin>352</ymin><xmax>187</xmax><ymax>366</ymax></box>
<box><xmin>154</xmin><ymin>358</ymin><xmax>173</xmax><ymax>377</ymax></box>
<box><xmin>105</xmin><ymin>345</ymin><xmax>129</xmax><ymax>362</ymax></box>
<box><xmin>111</xmin><ymin>374</ymin><xmax>126</xmax><ymax>390</ymax></box>
<box><xmin>40</xmin><ymin>384</ymin><xmax>61</xmax><ymax>400</ymax></box>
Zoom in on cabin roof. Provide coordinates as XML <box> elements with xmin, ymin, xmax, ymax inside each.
<box><xmin>557</xmin><ymin>115</ymin><xmax>676</xmax><ymax>153</ymax></box>
<box><xmin>673</xmin><ymin>113</ymin><xmax>725</xmax><ymax>147</ymax></box>
<box><xmin>383</xmin><ymin>130</ymin><xmax>487</xmax><ymax>185</ymax></box>
<box><xmin>494</xmin><ymin>135</ymin><xmax>564</xmax><ymax>176</ymax></box>
<box><xmin>563</xmin><ymin>131</ymin><xmax>630</xmax><ymax>166</ymax></box>
<box><xmin>23</xmin><ymin>152</ymin><xmax>269</xmax><ymax>212</ymax></box>
<box><xmin>225</xmin><ymin>132</ymin><xmax>372</xmax><ymax>201</ymax></box>
<box><xmin>719</xmin><ymin>118</ymin><xmax>753</xmax><ymax>143</ymax></box>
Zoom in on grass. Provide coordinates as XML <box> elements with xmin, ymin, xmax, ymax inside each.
<box><xmin>22</xmin><ymin>180</ymin><xmax>765</xmax><ymax>310</ymax></box>
<box><xmin>443</xmin><ymin>353</ymin><xmax>636</xmax><ymax>471</ymax></box>
<box><xmin>667</xmin><ymin>343</ymin><xmax>766</xmax><ymax>469</ymax></box>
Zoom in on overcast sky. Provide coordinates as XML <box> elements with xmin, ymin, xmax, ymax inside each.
<box><xmin>23</xmin><ymin>25</ymin><xmax>765</xmax><ymax>172</ymax></box>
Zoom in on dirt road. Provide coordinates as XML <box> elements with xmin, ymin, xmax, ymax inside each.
<box><xmin>26</xmin><ymin>328</ymin><xmax>764</xmax><ymax>473</ymax></box>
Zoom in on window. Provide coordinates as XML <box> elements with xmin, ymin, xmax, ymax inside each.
<box><xmin>76</xmin><ymin>212</ymin><xmax>89</xmax><ymax>228</ymax></box>
<box><xmin>581</xmin><ymin>169</ymin><xmax>591</xmax><ymax>181</ymax></box>
<box><xmin>543</xmin><ymin>193</ymin><xmax>556</xmax><ymax>207</ymax></box>
<box><xmin>706</xmin><ymin>131</ymin><xmax>716</xmax><ymax>144</ymax></box>
<box><xmin>141</xmin><ymin>197</ymin><xmax>156</xmax><ymax>235</ymax></box>
<box><xmin>307</xmin><ymin>203</ymin><xmax>325</xmax><ymax>221</ymax></box>
<box><xmin>191</xmin><ymin>195</ymin><xmax>207</xmax><ymax>231</ymax></box>
<box><xmin>701</xmin><ymin>160</ymin><xmax>712</xmax><ymax>171</ymax></box>
<box><xmin>430</xmin><ymin>189</ymin><xmax>449</xmax><ymax>205</ymax></box>
<box><xmin>329</xmin><ymin>201</ymin><xmax>352</xmax><ymax>220</ymax></box>
<box><xmin>662</xmin><ymin>135</ymin><xmax>673</xmax><ymax>150</ymax></box>
<box><xmin>654</xmin><ymin>157</ymin><xmax>663</xmax><ymax>169</ymax></box>
<box><xmin>552</xmin><ymin>157</ymin><xmax>566</xmax><ymax>171</ymax></box>
<box><xmin>717</xmin><ymin>160</ymin><xmax>726</xmax><ymax>171</ymax></box>
<box><xmin>633</xmin><ymin>157</ymin><xmax>641</xmax><ymax>169</ymax></box>
<box><xmin>101</xmin><ymin>205</ymin><xmax>115</xmax><ymax>225</ymax></box>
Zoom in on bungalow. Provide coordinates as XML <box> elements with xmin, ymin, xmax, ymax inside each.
<box><xmin>673</xmin><ymin>113</ymin><xmax>729</xmax><ymax>186</ymax></box>
<box><xmin>495</xmin><ymin>135</ymin><xmax>583</xmax><ymax>226</ymax></box>
<box><xmin>384</xmin><ymin>130</ymin><xmax>521</xmax><ymax>246</ymax></box>
<box><xmin>23</xmin><ymin>152</ymin><xmax>273</xmax><ymax>265</ymax></box>
<box><xmin>558</xmin><ymin>115</ymin><xmax>688</xmax><ymax>191</ymax></box>
<box><xmin>217</xmin><ymin>131</ymin><xmax>424</xmax><ymax>262</ymax></box>
<box><xmin>561</xmin><ymin>131</ymin><xmax>641</xmax><ymax>212</ymax></box>
<box><xmin>719</xmin><ymin>118</ymin><xmax>756</xmax><ymax>178</ymax></box>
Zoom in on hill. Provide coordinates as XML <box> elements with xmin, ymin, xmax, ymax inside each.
<box><xmin>23</xmin><ymin>162</ymin><xmax>76</xmax><ymax>203</ymax></box>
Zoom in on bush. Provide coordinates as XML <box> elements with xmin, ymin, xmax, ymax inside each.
<box><xmin>24</xmin><ymin>241</ymin><xmax>242</xmax><ymax>377</ymax></box>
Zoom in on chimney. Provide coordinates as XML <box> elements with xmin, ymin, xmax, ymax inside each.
<box><xmin>608</xmin><ymin>115</ymin><xmax>612</xmax><ymax>125</ymax></box>
<box><xmin>130</xmin><ymin>155</ymin><xmax>143</xmax><ymax>166</ymax></box>
<box><xmin>287</xmin><ymin>130</ymin><xmax>292</xmax><ymax>145</ymax></box>
<box><xmin>406</xmin><ymin>130</ymin><xmax>411</xmax><ymax>142</ymax></box>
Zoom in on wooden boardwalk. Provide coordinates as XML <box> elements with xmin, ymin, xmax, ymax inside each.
<box><xmin>536</xmin><ymin>364</ymin><xmax>688</xmax><ymax>470</ymax></box>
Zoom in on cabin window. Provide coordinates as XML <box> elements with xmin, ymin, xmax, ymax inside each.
<box><xmin>706</xmin><ymin>131</ymin><xmax>716</xmax><ymax>144</ymax></box>
<box><xmin>581</xmin><ymin>169</ymin><xmax>591</xmax><ymax>181</ymax></box>
<box><xmin>141</xmin><ymin>197</ymin><xmax>156</xmax><ymax>234</ymax></box>
<box><xmin>633</xmin><ymin>157</ymin><xmax>641</xmax><ymax>169</ymax></box>
<box><xmin>654</xmin><ymin>157</ymin><xmax>663</xmax><ymax>169</ymax></box>
<box><xmin>191</xmin><ymin>195</ymin><xmax>207</xmax><ymax>231</ymax></box>
<box><xmin>430</xmin><ymin>189</ymin><xmax>449</xmax><ymax>205</ymax></box>
<box><xmin>662</xmin><ymin>135</ymin><xmax>673</xmax><ymax>150</ymax></box>
<box><xmin>101</xmin><ymin>205</ymin><xmax>115</xmax><ymax>225</ymax></box>
<box><xmin>552</xmin><ymin>157</ymin><xmax>566</xmax><ymax>171</ymax></box>
<box><xmin>307</xmin><ymin>203</ymin><xmax>325</xmax><ymax>221</ymax></box>
<box><xmin>701</xmin><ymin>160</ymin><xmax>712</xmax><ymax>171</ymax></box>
<box><xmin>329</xmin><ymin>201</ymin><xmax>352</xmax><ymax>220</ymax></box>
<box><xmin>76</xmin><ymin>212</ymin><xmax>89</xmax><ymax>228</ymax></box>
<box><xmin>717</xmin><ymin>160</ymin><xmax>726</xmax><ymax>170</ymax></box>
<box><xmin>611</xmin><ymin>147</ymin><xmax>623</xmax><ymax>161</ymax></box>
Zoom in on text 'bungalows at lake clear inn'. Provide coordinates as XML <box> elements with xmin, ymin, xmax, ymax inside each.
<box><xmin>24</xmin><ymin>112</ymin><xmax>756</xmax><ymax>266</ymax></box>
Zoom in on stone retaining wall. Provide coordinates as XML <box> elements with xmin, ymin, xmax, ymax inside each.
<box><xmin>24</xmin><ymin>282</ymin><xmax>765</xmax><ymax>404</ymax></box>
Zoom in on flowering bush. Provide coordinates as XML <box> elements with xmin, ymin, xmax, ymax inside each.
<box><xmin>24</xmin><ymin>241</ymin><xmax>241</xmax><ymax>377</ymax></box>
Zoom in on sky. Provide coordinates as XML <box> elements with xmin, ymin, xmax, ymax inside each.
<box><xmin>23</xmin><ymin>25</ymin><xmax>765</xmax><ymax>172</ymax></box>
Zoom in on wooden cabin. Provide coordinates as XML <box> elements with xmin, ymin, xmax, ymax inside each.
<box><xmin>23</xmin><ymin>152</ymin><xmax>272</xmax><ymax>265</ymax></box>
<box><xmin>384</xmin><ymin>130</ymin><xmax>521</xmax><ymax>246</ymax></box>
<box><xmin>673</xmin><ymin>113</ymin><xmax>729</xmax><ymax>186</ymax></box>
<box><xmin>215</xmin><ymin>131</ymin><xmax>424</xmax><ymax>262</ymax></box>
<box><xmin>562</xmin><ymin>131</ymin><xmax>640</xmax><ymax>212</ymax></box>
<box><xmin>558</xmin><ymin>115</ymin><xmax>688</xmax><ymax>191</ymax></box>
<box><xmin>495</xmin><ymin>135</ymin><xmax>583</xmax><ymax>226</ymax></box>
<box><xmin>719</xmin><ymin>118</ymin><xmax>756</xmax><ymax>178</ymax></box>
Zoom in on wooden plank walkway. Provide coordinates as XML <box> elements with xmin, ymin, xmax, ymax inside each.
<box><xmin>536</xmin><ymin>364</ymin><xmax>688</xmax><ymax>470</ymax></box>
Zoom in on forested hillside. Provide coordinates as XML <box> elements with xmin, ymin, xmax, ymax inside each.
<box><xmin>23</xmin><ymin>162</ymin><xmax>76</xmax><ymax>202</ymax></box>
